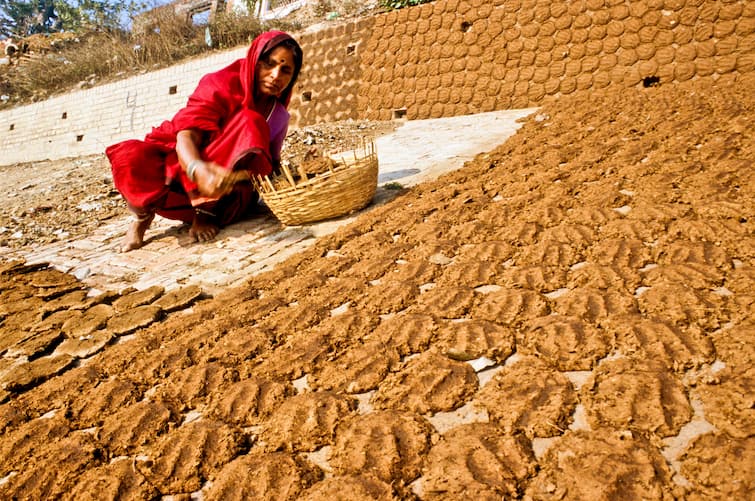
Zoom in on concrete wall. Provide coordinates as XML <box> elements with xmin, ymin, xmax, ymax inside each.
<box><xmin>1</xmin><ymin>0</ymin><xmax>753</xmax><ymax>165</ymax></box>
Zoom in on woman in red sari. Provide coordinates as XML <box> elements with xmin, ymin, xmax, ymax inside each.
<box><xmin>106</xmin><ymin>31</ymin><xmax>303</xmax><ymax>252</ymax></box>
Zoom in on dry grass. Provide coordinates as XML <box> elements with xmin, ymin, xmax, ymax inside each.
<box><xmin>0</xmin><ymin>10</ymin><xmax>300</xmax><ymax>109</ymax></box>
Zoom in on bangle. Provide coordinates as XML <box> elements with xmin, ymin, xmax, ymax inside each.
<box><xmin>186</xmin><ymin>159</ymin><xmax>202</xmax><ymax>182</ymax></box>
<box><xmin>195</xmin><ymin>207</ymin><xmax>216</xmax><ymax>217</ymax></box>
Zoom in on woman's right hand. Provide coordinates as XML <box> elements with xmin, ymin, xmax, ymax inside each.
<box><xmin>176</xmin><ymin>129</ymin><xmax>235</xmax><ymax>197</ymax></box>
<box><xmin>192</xmin><ymin>160</ymin><xmax>235</xmax><ymax>198</ymax></box>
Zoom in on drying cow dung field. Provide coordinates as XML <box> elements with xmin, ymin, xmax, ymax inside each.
<box><xmin>0</xmin><ymin>74</ymin><xmax>753</xmax><ymax>499</ymax></box>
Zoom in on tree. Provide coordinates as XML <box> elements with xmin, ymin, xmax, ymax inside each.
<box><xmin>0</xmin><ymin>0</ymin><xmax>38</xmax><ymax>36</ymax></box>
<box><xmin>1</xmin><ymin>0</ymin><xmax>137</xmax><ymax>37</ymax></box>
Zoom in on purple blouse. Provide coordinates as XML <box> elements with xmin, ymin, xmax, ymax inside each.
<box><xmin>267</xmin><ymin>101</ymin><xmax>289</xmax><ymax>163</ymax></box>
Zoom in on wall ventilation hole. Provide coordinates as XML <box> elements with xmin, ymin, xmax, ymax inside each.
<box><xmin>302</xmin><ymin>91</ymin><xmax>312</xmax><ymax>102</ymax></box>
<box><xmin>393</xmin><ymin>108</ymin><xmax>407</xmax><ymax>120</ymax></box>
<box><xmin>169</xmin><ymin>85</ymin><xmax>178</xmax><ymax>95</ymax></box>
<box><xmin>461</xmin><ymin>21</ymin><xmax>472</xmax><ymax>32</ymax></box>
<box><xmin>76</xmin><ymin>134</ymin><xmax>84</xmax><ymax>142</ymax></box>
<box><xmin>642</xmin><ymin>76</ymin><xmax>660</xmax><ymax>88</ymax></box>
<box><xmin>346</xmin><ymin>44</ymin><xmax>356</xmax><ymax>56</ymax></box>
<box><xmin>9</xmin><ymin>124</ymin><xmax>15</xmax><ymax>131</ymax></box>
<box><xmin>61</xmin><ymin>112</ymin><xmax>67</xmax><ymax>119</ymax></box>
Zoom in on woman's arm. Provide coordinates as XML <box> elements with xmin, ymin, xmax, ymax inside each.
<box><xmin>176</xmin><ymin>129</ymin><xmax>204</xmax><ymax>172</ymax></box>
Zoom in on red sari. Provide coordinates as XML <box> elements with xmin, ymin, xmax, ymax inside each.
<box><xmin>106</xmin><ymin>31</ymin><xmax>301</xmax><ymax>225</ymax></box>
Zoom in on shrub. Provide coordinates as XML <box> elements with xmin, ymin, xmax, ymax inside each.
<box><xmin>379</xmin><ymin>0</ymin><xmax>434</xmax><ymax>10</ymax></box>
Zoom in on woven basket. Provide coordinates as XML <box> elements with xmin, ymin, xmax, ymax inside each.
<box><xmin>255</xmin><ymin>141</ymin><xmax>379</xmax><ymax>226</ymax></box>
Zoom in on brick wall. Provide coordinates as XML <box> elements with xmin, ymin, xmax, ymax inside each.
<box><xmin>1</xmin><ymin>0</ymin><xmax>752</xmax><ymax>165</ymax></box>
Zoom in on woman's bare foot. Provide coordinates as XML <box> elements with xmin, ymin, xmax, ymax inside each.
<box><xmin>189</xmin><ymin>210</ymin><xmax>219</xmax><ymax>242</ymax></box>
<box><xmin>121</xmin><ymin>212</ymin><xmax>154</xmax><ymax>252</ymax></box>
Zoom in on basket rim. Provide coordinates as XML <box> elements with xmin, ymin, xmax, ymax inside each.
<box><xmin>261</xmin><ymin>157</ymin><xmax>373</xmax><ymax>197</ymax></box>
<box><xmin>261</xmin><ymin>154</ymin><xmax>377</xmax><ymax>198</ymax></box>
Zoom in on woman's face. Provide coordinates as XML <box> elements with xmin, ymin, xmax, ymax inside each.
<box><xmin>256</xmin><ymin>45</ymin><xmax>296</xmax><ymax>99</ymax></box>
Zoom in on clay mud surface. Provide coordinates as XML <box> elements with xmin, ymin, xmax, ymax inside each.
<box><xmin>1</xmin><ymin>75</ymin><xmax>753</xmax><ymax>499</ymax></box>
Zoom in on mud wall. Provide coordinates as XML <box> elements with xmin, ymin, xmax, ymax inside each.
<box><xmin>293</xmin><ymin>0</ymin><xmax>754</xmax><ymax>123</ymax></box>
<box><xmin>291</xmin><ymin>19</ymin><xmax>374</xmax><ymax>125</ymax></box>
<box><xmin>0</xmin><ymin>0</ymin><xmax>753</xmax><ymax>164</ymax></box>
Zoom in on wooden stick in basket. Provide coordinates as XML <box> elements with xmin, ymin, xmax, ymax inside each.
<box><xmin>254</xmin><ymin>173</ymin><xmax>275</xmax><ymax>193</ymax></box>
<box><xmin>253</xmin><ymin>174</ymin><xmax>265</xmax><ymax>193</ymax></box>
<box><xmin>325</xmin><ymin>155</ymin><xmax>336</xmax><ymax>173</ymax></box>
<box><xmin>264</xmin><ymin>175</ymin><xmax>276</xmax><ymax>192</ymax></box>
<box><xmin>218</xmin><ymin>170</ymin><xmax>252</xmax><ymax>192</ymax></box>
<box><xmin>280</xmin><ymin>162</ymin><xmax>297</xmax><ymax>188</ymax></box>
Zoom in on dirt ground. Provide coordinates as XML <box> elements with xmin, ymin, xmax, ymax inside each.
<box><xmin>1</xmin><ymin>74</ymin><xmax>754</xmax><ymax>499</ymax></box>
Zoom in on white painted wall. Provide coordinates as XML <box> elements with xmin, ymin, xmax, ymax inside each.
<box><xmin>0</xmin><ymin>45</ymin><xmax>248</xmax><ymax>165</ymax></box>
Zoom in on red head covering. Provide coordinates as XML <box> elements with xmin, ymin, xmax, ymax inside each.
<box><xmin>240</xmin><ymin>30</ymin><xmax>303</xmax><ymax>111</ymax></box>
